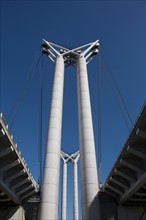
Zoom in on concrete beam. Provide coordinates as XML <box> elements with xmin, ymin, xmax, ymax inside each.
<box><xmin>16</xmin><ymin>184</ymin><xmax>33</xmax><ymax>196</ymax></box>
<box><xmin>0</xmin><ymin>146</ymin><xmax>14</xmax><ymax>158</ymax></box>
<box><xmin>115</xmin><ymin>168</ymin><xmax>137</xmax><ymax>182</ymax></box>
<box><xmin>121</xmin><ymin>173</ymin><xmax>146</xmax><ymax>202</ymax></box>
<box><xmin>129</xmin><ymin>198</ymin><xmax>146</xmax><ymax>202</ymax></box>
<box><xmin>120</xmin><ymin>158</ymin><xmax>144</xmax><ymax>174</ymax></box>
<box><xmin>127</xmin><ymin>145</ymin><xmax>146</xmax><ymax>160</ymax></box>
<box><xmin>0</xmin><ymin>159</ymin><xmax>20</xmax><ymax>172</ymax></box>
<box><xmin>11</xmin><ymin>178</ymin><xmax>30</xmax><ymax>190</ymax></box>
<box><xmin>110</xmin><ymin>176</ymin><xmax>129</xmax><ymax>190</ymax></box>
<box><xmin>107</xmin><ymin>184</ymin><xmax>124</xmax><ymax>196</ymax></box>
<box><xmin>21</xmin><ymin>189</ymin><xmax>35</xmax><ymax>200</ymax></box>
<box><xmin>135</xmin><ymin>192</ymin><xmax>146</xmax><ymax>196</ymax></box>
<box><xmin>0</xmin><ymin>198</ymin><xmax>11</xmax><ymax>201</ymax></box>
<box><xmin>105</xmin><ymin>189</ymin><xmax>119</xmax><ymax>199</ymax></box>
<box><xmin>142</xmin><ymin>185</ymin><xmax>146</xmax><ymax>189</ymax></box>
<box><xmin>136</xmin><ymin>128</ymin><xmax>146</xmax><ymax>139</ymax></box>
<box><xmin>0</xmin><ymin>178</ymin><xmax>20</xmax><ymax>204</ymax></box>
<box><xmin>0</xmin><ymin>128</ymin><xmax>5</xmax><ymax>137</ymax></box>
<box><xmin>0</xmin><ymin>191</ymin><xmax>5</xmax><ymax>196</ymax></box>
<box><xmin>3</xmin><ymin>169</ymin><xmax>26</xmax><ymax>182</ymax></box>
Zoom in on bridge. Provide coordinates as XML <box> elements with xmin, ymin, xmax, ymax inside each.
<box><xmin>1</xmin><ymin>103</ymin><xmax>146</xmax><ymax>219</ymax></box>
<box><xmin>0</xmin><ymin>113</ymin><xmax>39</xmax><ymax>219</ymax></box>
<box><xmin>102</xmin><ymin>102</ymin><xmax>146</xmax><ymax>205</ymax></box>
<box><xmin>90</xmin><ymin>102</ymin><xmax>146</xmax><ymax>219</ymax></box>
<box><xmin>0</xmin><ymin>37</ymin><xmax>145</xmax><ymax>219</ymax></box>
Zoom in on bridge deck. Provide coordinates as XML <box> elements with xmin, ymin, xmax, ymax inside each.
<box><xmin>0</xmin><ymin>113</ymin><xmax>39</xmax><ymax>207</ymax></box>
<box><xmin>102</xmin><ymin>102</ymin><xmax>146</xmax><ymax>205</ymax></box>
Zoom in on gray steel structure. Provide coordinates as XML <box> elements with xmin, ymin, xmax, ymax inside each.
<box><xmin>39</xmin><ymin>39</ymin><xmax>100</xmax><ymax>220</ymax></box>
<box><xmin>94</xmin><ymin>102</ymin><xmax>146</xmax><ymax>220</ymax></box>
<box><xmin>102</xmin><ymin>102</ymin><xmax>146</xmax><ymax>205</ymax></box>
<box><xmin>0</xmin><ymin>113</ymin><xmax>39</xmax><ymax>219</ymax></box>
<box><xmin>1</xmin><ymin>39</ymin><xmax>145</xmax><ymax>220</ymax></box>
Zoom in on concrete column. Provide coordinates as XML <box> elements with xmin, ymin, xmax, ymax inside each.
<box><xmin>9</xmin><ymin>206</ymin><xmax>25</xmax><ymax>220</ymax></box>
<box><xmin>73</xmin><ymin>162</ymin><xmax>79</xmax><ymax>220</ymax></box>
<box><xmin>61</xmin><ymin>162</ymin><xmax>67</xmax><ymax>220</ymax></box>
<box><xmin>77</xmin><ymin>57</ymin><xmax>100</xmax><ymax>220</ymax></box>
<box><xmin>39</xmin><ymin>56</ymin><xmax>64</xmax><ymax>220</ymax></box>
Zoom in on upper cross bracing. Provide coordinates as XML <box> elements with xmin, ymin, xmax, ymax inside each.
<box><xmin>42</xmin><ymin>39</ymin><xmax>99</xmax><ymax>66</ymax></box>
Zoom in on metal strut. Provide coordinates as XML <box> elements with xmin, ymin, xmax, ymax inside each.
<box><xmin>42</xmin><ymin>39</ymin><xmax>99</xmax><ymax>67</ymax></box>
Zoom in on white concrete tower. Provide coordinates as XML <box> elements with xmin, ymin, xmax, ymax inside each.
<box><xmin>39</xmin><ymin>41</ymin><xmax>65</xmax><ymax>220</ymax></box>
<box><xmin>76</xmin><ymin>41</ymin><xmax>100</xmax><ymax>220</ymax></box>
<box><xmin>71</xmin><ymin>151</ymin><xmax>80</xmax><ymax>220</ymax></box>
<box><xmin>40</xmin><ymin>39</ymin><xmax>100</xmax><ymax>220</ymax></box>
<box><xmin>60</xmin><ymin>151</ymin><xmax>70</xmax><ymax>220</ymax></box>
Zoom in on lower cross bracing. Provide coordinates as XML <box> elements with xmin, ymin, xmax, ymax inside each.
<box><xmin>0</xmin><ymin>113</ymin><xmax>39</xmax><ymax>208</ymax></box>
<box><xmin>102</xmin><ymin>102</ymin><xmax>146</xmax><ymax>205</ymax></box>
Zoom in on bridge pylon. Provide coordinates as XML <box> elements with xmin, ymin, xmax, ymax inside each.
<box><xmin>39</xmin><ymin>39</ymin><xmax>101</xmax><ymax>220</ymax></box>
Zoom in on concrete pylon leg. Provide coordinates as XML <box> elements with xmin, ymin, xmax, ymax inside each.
<box><xmin>8</xmin><ymin>206</ymin><xmax>25</xmax><ymax>220</ymax></box>
<box><xmin>39</xmin><ymin>56</ymin><xmax>64</xmax><ymax>220</ymax></box>
<box><xmin>73</xmin><ymin>162</ymin><xmax>79</xmax><ymax>220</ymax></box>
<box><xmin>61</xmin><ymin>162</ymin><xmax>67</xmax><ymax>220</ymax></box>
<box><xmin>77</xmin><ymin>57</ymin><xmax>100</xmax><ymax>220</ymax></box>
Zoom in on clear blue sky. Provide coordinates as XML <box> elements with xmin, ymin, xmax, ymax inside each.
<box><xmin>0</xmin><ymin>0</ymin><xmax>145</xmax><ymax>219</ymax></box>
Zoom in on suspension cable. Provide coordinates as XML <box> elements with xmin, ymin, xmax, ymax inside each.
<box><xmin>99</xmin><ymin>51</ymin><xmax>133</xmax><ymax>131</ymax></box>
<box><xmin>8</xmin><ymin>51</ymin><xmax>42</xmax><ymax>129</ymax></box>
<box><xmin>106</xmin><ymin>63</ymin><xmax>133</xmax><ymax>126</ymax></box>
<box><xmin>7</xmin><ymin>50</ymin><xmax>40</xmax><ymax>122</ymax></box>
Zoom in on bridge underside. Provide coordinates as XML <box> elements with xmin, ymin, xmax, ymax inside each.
<box><xmin>94</xmin><ymin>102</ymin><xmax>146</xmax><ymax>220</ymax></box>
<box><xmin>1</xmin><ymin>101</ymin><xmax>146</xmax><ymax>220</ymax></box>
<box><xmin>0</xmin><ymin>113</ymin><xmax>39</xmax><ymax>219</ymax></box>
<box><xmin>102</xmin><ymin>102</ymin><xmax>146</xmax><ymax>205</ymax></box>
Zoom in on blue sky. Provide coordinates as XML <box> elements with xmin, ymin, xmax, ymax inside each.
<box><xmin>0</xmin><ymin>0</ymin><xmax>145</xmax><ymax>219</ymax></box>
